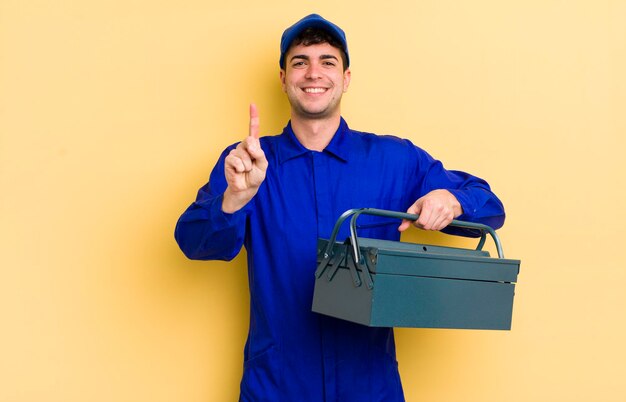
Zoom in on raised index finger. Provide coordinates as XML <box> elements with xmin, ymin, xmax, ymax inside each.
<box><xmin>249</xmin><ymin>103</ymin><xmax>260</xmax><ymax>139</ymax></box>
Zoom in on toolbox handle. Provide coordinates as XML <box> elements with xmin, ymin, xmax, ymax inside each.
<box><xmin>322</xmin><ymin>208</ymin><xmax>505</xmax><ymax>263</ymax></box>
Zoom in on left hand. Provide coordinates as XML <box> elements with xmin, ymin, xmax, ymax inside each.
<box><xmin>398</xmin><ymin>189</ymin><xmax>463</xmax><ymax>232</ymax></box>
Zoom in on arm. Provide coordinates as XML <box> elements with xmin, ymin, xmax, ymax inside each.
<box><xmin>398</xmin><ymin>144</ymin><xmax>505</xmax><ymax>235</ymax></box>
<box><xmin>174</xmin><ymin>104</ymin><xmax>268</xmax><ymax>260</ymax></box>
<box><xmin>174</xmin><ymin>151</ymin><xmax>247</xmax><ymax>261</ymax></box>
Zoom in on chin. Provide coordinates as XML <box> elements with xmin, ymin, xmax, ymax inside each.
<box><xmin>302</xmin><ymin>103</ymin><xmax>340</xmax><ymax>118</ymax></box>
<box><xmin>301</xmin><ymin>110</ymin><xmax>333</xmax><ymax>119</ymax></box>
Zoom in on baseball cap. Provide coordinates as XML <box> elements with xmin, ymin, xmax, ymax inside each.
<box><xmin>279</xmin><ymin>14</ymin><xmax>349</xmax><ymax>68</ymax></box>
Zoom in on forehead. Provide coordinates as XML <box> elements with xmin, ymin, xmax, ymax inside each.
<box><xmin>285</xmin><ymin>42</ymin><xmax>343</xmax><ymax>60</ymax></box>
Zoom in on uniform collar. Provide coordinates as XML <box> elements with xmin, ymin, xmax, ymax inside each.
<box><xmin>278</xmin><ymin>117</ymin><xmax>351</xmax><ymax>164</ymax></box>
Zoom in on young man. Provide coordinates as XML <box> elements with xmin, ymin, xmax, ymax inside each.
<box><xmin>175</xmin><ymin>14</ymin><xmax>505</xmax><ymax>401</ymax></box>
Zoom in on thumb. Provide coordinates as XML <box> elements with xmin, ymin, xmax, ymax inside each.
<box><xmin>398</xmin><ymin>200</ymin><xmax>422</xmax><ymax>232</ymax></box>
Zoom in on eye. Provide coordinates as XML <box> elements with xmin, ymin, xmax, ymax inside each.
<box><xmin>323</xmin><ymin>61</ymin><xmax>336</xmax><ymax>67</ymax></box>
<box><xmin>292</xmin><ymin>61</ymin><xmax>306</xmax><ymax>68</ymax></box>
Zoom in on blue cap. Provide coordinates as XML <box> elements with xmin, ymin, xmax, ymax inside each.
<box><xmin>279</xmin><ymin>14</ymin><xmax>349</xmax><ymax>68</ymax></box>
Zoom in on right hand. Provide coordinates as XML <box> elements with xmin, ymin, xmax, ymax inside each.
<box><xmin>222</xmin><ymin>103</ymin><xmax>268</xmax><ymax>213</ymax></box>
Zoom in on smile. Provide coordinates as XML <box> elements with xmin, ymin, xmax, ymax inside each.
<box><xmin>303</xmin><ymin>87</ymin><xmax>328</xmax><ymax>94</ymax></box>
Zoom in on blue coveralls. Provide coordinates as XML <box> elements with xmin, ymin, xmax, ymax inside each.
<box><xmin>175</xmin><ymin>118</ymin><xmax>505</xmax><ymax>401</ymax></box>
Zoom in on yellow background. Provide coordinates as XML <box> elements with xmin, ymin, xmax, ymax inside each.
<box><xmin>2</xmin><ymin>1</ymin><xmax>625</xmax><ymax>401</ymax></box>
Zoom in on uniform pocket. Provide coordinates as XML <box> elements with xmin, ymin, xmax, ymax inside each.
<box><xmin>240</xmin><ymin>346</ymin><xmax>282</xmax><ymax>402</ymax></box>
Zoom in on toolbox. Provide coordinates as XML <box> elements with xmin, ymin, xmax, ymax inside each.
<box><xmin>312</xmin><ymin>208</ymin><xmax>521</xmax><ymax>330</ymax></box>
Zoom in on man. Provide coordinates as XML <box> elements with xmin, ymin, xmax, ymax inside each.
<box><xmin>175</xmin><ymin>14</ymin><xmax>505</xmax><ymax>401</ymax></box>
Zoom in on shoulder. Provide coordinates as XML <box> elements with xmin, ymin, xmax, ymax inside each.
<box><xmin>344</xmin><ymin>127</ymin><xmax>439</xmax><ymax>176</ymax></box>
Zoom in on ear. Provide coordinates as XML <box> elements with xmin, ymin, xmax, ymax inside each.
<box><xmin>279</xmin><ymin>69</ymin><xmax>287</xmax><ymax>92</ymax></box>
<box><xmin>342</xmin><ymin>68</ymin><xmax>351</xmax><ymax>93</ymax></box>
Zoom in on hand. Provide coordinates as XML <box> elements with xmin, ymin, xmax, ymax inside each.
<box><xmin>222</xmin><ymin>103</ymin><xmax>268</xmax><ymax>213</ymax></box>
<box><xmin>398</xmin><ymin>189</ymin><xmax>463</xmax><ymax>232</ymax></box>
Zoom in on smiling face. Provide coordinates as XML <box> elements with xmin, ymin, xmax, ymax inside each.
<box><xmin>280</xmin><ymin>42</ymin><xmax>351</xmax><ymax>120</ymax></box>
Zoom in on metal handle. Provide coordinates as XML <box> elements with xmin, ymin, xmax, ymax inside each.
<box><xmin>322</xmin><ymin>208</ymin><xmax>505</xmax><ymax>263</ymax></box>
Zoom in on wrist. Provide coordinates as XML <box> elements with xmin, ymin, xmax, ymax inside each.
<box><xmin>222</xmin><ymin>187</ymin><xmax>252</xmax><ymax>214</ymax></box>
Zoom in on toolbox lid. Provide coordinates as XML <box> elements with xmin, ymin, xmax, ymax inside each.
<box><xmin>357</xmin><ymin>237</ymin><xmax>520</xmax><ymax>283</ymax></box>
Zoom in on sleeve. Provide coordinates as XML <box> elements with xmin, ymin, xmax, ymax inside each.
<box><xmin>174</xmin><ymin>145</ymin><xmax>248</xmax><ymax>261</ymax></box>
<box><xmin>408</xmin><ymin>142</ymin><xmax>506</xmax><ymax>235</ymax></box>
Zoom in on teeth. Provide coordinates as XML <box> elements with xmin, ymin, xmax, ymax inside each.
<box><xmin>304</xmin><ymin>88</ymin><xmax>327</xmax><ymax>93</ymax></box>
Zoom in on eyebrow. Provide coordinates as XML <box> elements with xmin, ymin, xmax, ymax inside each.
<box><xmin>289</xmin><ymin>54</ymin><xmax>339</xmax><ymax>62</ymax></box>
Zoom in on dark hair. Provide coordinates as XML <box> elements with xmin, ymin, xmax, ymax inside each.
<box><xmin>286</xmin><ymin>27</ymin><xmax>348</xmax><ymax>71</ymax></box>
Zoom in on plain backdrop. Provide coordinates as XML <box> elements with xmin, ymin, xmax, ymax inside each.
<box><xmin>1</xmin><ymin>1</ymin><xmax>625</xmax><ymax>401</ymax></box>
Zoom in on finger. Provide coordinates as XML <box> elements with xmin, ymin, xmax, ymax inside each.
<box><xmin>225</xmin><ymin>153</ymin><xmax>246</xmax><ymax>173</ymax></box>
<box><xmin>249</xmin><ymin>103</ymin><xmax>260</xmax><ymax>139</ymax></box>
<box><xmin>417</xmin><ymin>197</ymin><xmax>438</xmax><ymax>230</ymax></box>
<box><xmin>228</xmin><ymin>148</ymin><xmax>252</xmax><ymax>172</ymax></box>
<box><xmin>431</xmin><ymin>214</ymin><xmax>452</xmax><ymax>231</ymax></box>
<box><xmin>414</xmin><ymin>200</ymin><xmax>433</xmax><ymax>229</ymax></box>
<box><xmin>407</xmin><ymin>202</ymin><xmax>421</xmax><ymax>221</ymax></box>
<box><xmin>419</xmin><ymin>211</ymin><xmax>435</xmax><ymax>230</ymax></box>
<box><xmin>398</xmin><ymin>202</ymin><xmax>421</xmax><ymax>232</ymax></box>
<box><xmin>423</xmin><ymin>211</ymin><xmax>444</xmax><ymax>230</ymax></box>
<box><xmin>241</xmin><ymin>137</ymin><xmax>268</xmax><ymax>171</ymax></box>
<box><xmin>425</xmin><ymin>205</ymin><xmax>454</xmax><ymax>230</ymax></box>
<box><xmin>398</xmin><ymin>219</ymin><xmax>411</xmax><ymax>232</ymax></box>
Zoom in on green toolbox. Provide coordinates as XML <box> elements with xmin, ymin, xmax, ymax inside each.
<box><xmin>312</xmin><ymin>208</ymin><xmax>521</xmax><ymax>330</ymax></box>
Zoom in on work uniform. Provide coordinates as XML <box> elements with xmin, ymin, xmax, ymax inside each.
<box><xmin>175</xmin><ymin>118</ymin><xmax>505</xmax><ymax>401</ymax></box>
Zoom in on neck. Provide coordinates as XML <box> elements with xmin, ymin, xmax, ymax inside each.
<box><xmin>290</xmin><ymin>114</ymin><xmax>342</xmax><ymax>151</ymax></box>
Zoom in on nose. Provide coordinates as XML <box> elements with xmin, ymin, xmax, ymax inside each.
<box><xmin>305</xmin><ymin>62</ymin><xmax>322</xmax><ymax>80</ymax></box>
